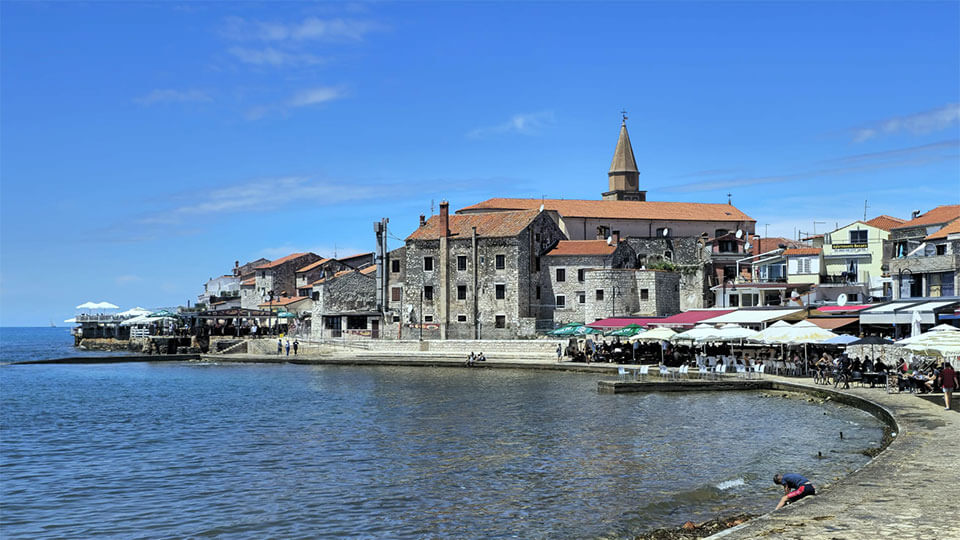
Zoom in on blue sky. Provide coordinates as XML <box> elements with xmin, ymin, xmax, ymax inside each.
<box><xmin>2</xmin><ymin>1</ymin><xmax>958</xmax><ymax>326</ymax></box>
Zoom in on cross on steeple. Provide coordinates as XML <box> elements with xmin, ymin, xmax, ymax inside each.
<box><xmin>620</xmin><ymin>109</ymin><xmax>628</xmax><ymax>124</ymax></box>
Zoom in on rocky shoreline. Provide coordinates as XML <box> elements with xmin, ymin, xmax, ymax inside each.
<box><xmin>635</xmin><ymin>514</ymin><xmax>756</xmax><ymax>539</ymax></box>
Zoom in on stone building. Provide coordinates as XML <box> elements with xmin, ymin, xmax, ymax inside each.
<box><xmin>310</xmin><ymin>265</ymin><xmax>381</xmax><ymax>339</ymax></box>
<box><xmin>199</xmin><ymin>258</ymin><xmax>269</xmax><ymax>310</ymax></box>
<box><xmin>456</xmin><ymin>119</ymin><xmax>755</xmax><ymax>310</ymax></box>
<box><xmin>252</xmin><ymin>252</ymin><xmax>321</xmax><ymax>300</ymax></box>
<box><xmin>890</xmin><ymin>205</ymin><xmax>960</xmax><ymax>299</ymax></box>
<box><xmin>539</xmin><ymin>239</ymin><xmax>637</xmax><ymax>326</ymax></box>
<box><xmin>294</xmin><ymin>253</ymin><xmax>374</xmax><ymax>298</ymax></box>
<box><xmin>403</xmin><ymin>202</ymin><xmax>565</xmax><ymax>340</ymax></box>
<box><xmin>582</xmin><ymin>268</ymin><xmax>680</xmax><ymax>322</ymax></box>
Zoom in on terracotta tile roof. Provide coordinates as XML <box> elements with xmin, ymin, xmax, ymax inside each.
<box><xmin>546</xmin><ymin>240</ymin><xmax>616</xmax><ymax>256</ymax></box>
<box><xmin>458</xmin><ymin>198</ymin><xmax>755</xmax><ymax>222</ymax></box>
<box><xmin>751</xmin><ymin>236</ymin><xmax>803</xmax><ymax>255</ymax></box>
<box><xmin>297</xmin><ymin>258</ymin><xmax>331</xmax><ymax>273</ymax></box>
<box><xmin>339</xmin><ymin>252</ymin><xmax>373</xmax><ymax>261</ymax></box>
<box><xmin>255</xmin><ymin>253</ymin><xmax>314</xmax><ymax>269</ymax></box>
<box><xmin>407</xmin><ymin>209</ymin><xmax>541</xmax><ymax>241</ymax></box>
<box><xmin>783</xmin><ymin>248</ymin><xmax>822</xmax><ymax>256</ymax></box>
<box><xmin>257</xmin><ymin>296</ymin><xmax>310</xmax><ymax>307</ymax></box>
<box><xmin>925</xmin><ymin>218</ymin><xmax>960</xmax><ymax>241</ymax></box>
<box><xmin>892</xmin><ymin>205</ymin><xmax>960</xmax><ymax>230</ymax></box>
<box><xmin>359</xmin><ymin>265</ymin><xmax>377</xmax><ymax>275</ymax></box>
<box><xmin>863</xmin><ymin>215</ymin><xmax>905</xmax><ymax>231</ymax></box>
<box><xmin>241</xmin><ymin>278</ymin><xmax>255</xmax><ymax>286</ymax></box>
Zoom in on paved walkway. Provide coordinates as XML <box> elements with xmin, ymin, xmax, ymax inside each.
<box><xmin>715</xmin><ymin>375</ymin><xmax>959</xmax><ymax>540</ymax></box>
<box><xmin>203</xmin><ymin>352</ymin><xmax>959</xmax><ymax>539</ymax></box>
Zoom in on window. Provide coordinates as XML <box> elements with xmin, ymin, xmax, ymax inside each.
<box><xmin>391</xmin><ymin>287</ymin><xmax>402</xmax><ymax>302</ymax></box>
<box><xmin>312</xmin><ymin>292</ymin><xmax>320</xmax><ymax>301</ymax></box>
<box><xmin>457</xmin><ymin>314</ymin><xmax>467</xmax><ymax>322</ymax></box>
<box><xmin>937</xmin><ymin>244</ymin><xmax>947</xmax><ymax>255</ymax></box>
<box><xmin>640</xmin><ymin>289</ymin><xmax>649</xmax><ymax>300</ymax></box>
<box><xmin>578</xmin><ymin>293</ymin><xmax>586</xmax><ymax>304</ymax></box>
<box><xmin>718</xmin><ymin>240</ymin><xmax>737</xmax><ymax>253</ymax></box>
<box><xmin>800</xmin><ymin>257</ymin><xmax>811</xmax><ymax>274</ymax></box>
<box><xmin>424</xmin><ymin>286</ymin><xmax>434</xmax><ymax>300</ymax></box>
<box><xmin>495</xmin><ymin>315</ymin><xmax>506</xmax><ymax>328</ymax></box>
<box><xmin>346</xmin><ymin>316</ymin><xmax>367</xmax><ymax>329</ymax></box>
<box><xmin>457</xmin><ymin>256</ymin><xmax>467</xmax><ymax>271</ymax></box>
<box><xmin>577</xmin><ymin>269</ymin><xmax>586</xmax><ymax>282</ymax></box>
<box><xmin>848</xmin><ymin>293</ymin><xmax>859</xmax><ymax>302</ymax></box>
<box><xmin>729</xmin><ymin>295</ymin><xmax>740</xmax><ymax>307</ymax></box>
<box><xmin>457</xmin><ymin>285</ymin><xmax>467</xmax><ymax>300</ymax></box>
<box><xmin>536</xmin><ymin>285</ymin><xmax>541</xmax><ymax>300</ymax></box>
<box><xmin>556</xmin><ymin>268</ymin><xmax>566</xmax><ymax>282</ymax></box>
<box><xmin>535</xmin><ymin>257</ymin><xmax>540</xmax><ymax>272</ymax></box>
<box><xmin>664</xmin><ymin>251</ymin><xmax>673</xmax><ymax>261</ymax></box>
<box><xmin>424</xmin><ymin>257</ymin><xmax>434</xmax><ymax>271</ymax></box>
<box><xmin>556</xmin><ymin>295</ymin><xmax>566</xmax><ymax>308</ymax></box>
<box><xmin>392</xmin><ymin>315</ymin><xmax>400</xmax><ymax>322</ymax></box>
<box><xmin>391</xmin><ymin>259</ymin><xmax>400</xmax><ymax>273</ymax></box>
<box><xmin>596</xmin><ymin>289</ymin><xmax>604</xmax><ymax>301</ymax></box>
<box><xmin>850</xmin><ymin>230</ymin><xmax>867</xmax><ymax>243</ymax></box>
<box><xmin>495</xmin><ymin>254</ymin><xmax>505</xmax><ymax>269</ymax></box>
<box><xmin>424</xmin><ymin>315</ymin><xmax>434</xmax><ymax>322</ymax></box>
<box><xmin>535</xmin><ymin>233</ymin><xmax>541</xmax><ymax>243</ymax></box>
<box><xmin>495</xmin><ymin>284</ymin><xmax>505</xmax><ymax>299</ymax></box>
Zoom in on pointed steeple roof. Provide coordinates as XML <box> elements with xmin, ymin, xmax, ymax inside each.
<box><xmin>609</xmin><ymin>120</ymin><xmax>638</xmax><ymax>174</ymax></box>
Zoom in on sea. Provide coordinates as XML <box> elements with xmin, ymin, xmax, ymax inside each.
<box><xmin>1</xmin><ymin>327</ymin><xmax>885</xmax><ymax>539</ymax></box>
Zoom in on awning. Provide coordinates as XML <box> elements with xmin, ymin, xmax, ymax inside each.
<box><xmin>807</xmin><ymin>317</ymin><xmax>859</xmax><ymax>330</ymax></box>
<box><xmin>588</xmin><ymin>317</ymin><xmax>656</xmax><ymax>330</ymax></box>
<box><xmin>860</xmin><ymin>300</ymin><xmax>960</xmax><ymax>325</ymax></box>
<box><xmin>644</xmin><ymin>309</ymin><xmax>735</xmax><ymax>329</ymax></box>
<box><xmin>816</xmin><ymin>305</ymin><xmax>872</xmax><ymax>313</ymax></box>
<box><xmin>700</xmin><ymin>308</ymin><xmax>803</xmax><ymax>327</ymax></box>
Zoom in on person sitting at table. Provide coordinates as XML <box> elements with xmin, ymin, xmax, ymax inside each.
<box><xmin>862</xmin><ymin>357</ymin><xmax>874</xmax><ymax>372</ymax></box>
<box><xmin>874</xmin><ymin>358</ymin><xmax>887</xmax><ymax>372</ymax></box>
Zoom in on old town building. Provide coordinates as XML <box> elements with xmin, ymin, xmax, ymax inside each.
<box><xmin>890</xmin><ymin>205</ymin><xmax>960</xmax><ymax>298</ymax></box>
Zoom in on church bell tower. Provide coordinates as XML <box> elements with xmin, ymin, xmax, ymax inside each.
<box><xmin>602</xmin><ymin>113</ymin><xmax>645</xmax><ymax>201</ymax></box>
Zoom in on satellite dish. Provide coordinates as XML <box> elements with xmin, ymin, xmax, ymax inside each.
<box><xmin>662</xmin><ymin>228</ymin><xmax>670</xmax><ymax>237</ymax></box>
<box><xmin>745</xmin><ymin>242</ymin><xmax>752</xmax><ymax>250</ymax></box>
<box><xmin>735</xmin><ymin>229</ymin><xmax>743</xmax><ymax>239</ymax></box>
<box><xmin>837</xmin><ymin>293</ymin><xmax>848</xmax><ymax>307</ymax></box>
<box><xmin>790</xmin><ymin>290</ymin><xmax>800</xmax><ymax>299</ymax></box>
<box><xmin>606</xmin><ymin>236</ymin><xmax>613</xmax><ymax>246</ymax></box>
<box><xmin>539</xmin><ymin>204</ymin><xmax>545</xmax><ymax>212</ymax></box>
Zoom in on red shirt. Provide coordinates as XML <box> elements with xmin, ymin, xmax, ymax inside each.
<box><xmin>942</xmin><ymin>367</ymin><xmax>957</xmax><ymax>390</ymax></box>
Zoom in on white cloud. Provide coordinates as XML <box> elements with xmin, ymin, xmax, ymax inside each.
<box><xmin>228</xmin><ymin>47</ymin><xmax>324</xmax><ymax>67</ymax></box>
<box><xmin>287</xmin><ymin>86</ymin><xmax>343</xmax><ymax>107</ymax></box>
<box><xmin>468</xmin><ymin>111</ymin><xmax>556</xmax><ymax>138</ymax></box>
<box><xmin>853</xmin><ymin>103</ymin><xmax>960</xmax><ymax>142</ymax></box>
<box><xmin>222</xmin><ymin>16</ymin><xmax>378</xmax><ymax>42</ymax></box>
<box><xmin>134</xmin><ymin>89</ymin><xmax>212</xmax><ymax>105</ymax></box>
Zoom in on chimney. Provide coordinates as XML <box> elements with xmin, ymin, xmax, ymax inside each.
<box><xmin>419</xmin><ymin>214</ymin><xmax>426</xmax><ymax>227</ymax></box>
<box><xmin>439</xmin><ymin>200</ymin><xmax>450</xmax><ymax>238</ymax></box>
<box><xmin>233</xmin><ymin>261</ymin><xmax>240</xmax><ymax>276</ymax></box>
<box><xmin>613</xmin><ymin>231</ymin><xmax>620</xmax><ymax>245</ymax></box>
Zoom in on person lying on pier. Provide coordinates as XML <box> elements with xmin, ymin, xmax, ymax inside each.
<box><xmin>773</xmin><ymin>473</ymin><xmax>816</xmax><ymax>510</ymax></box>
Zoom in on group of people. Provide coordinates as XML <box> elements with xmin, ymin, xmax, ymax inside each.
<box><xmin>465</xmin><ymin>352</ymin><xmax>486</xmax><ymax>366</ymax></box>
<box><xmin>276</xmin><ymin>338</ymin><xmax>299</xmax><ymax>356</ymax></box>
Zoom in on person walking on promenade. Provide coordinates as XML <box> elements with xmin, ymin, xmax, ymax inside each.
<box><xmin>277</xmin><ymin>339</ymin><xmax>282</xmax><ymax>355</ymax></box>
<box><xmin>293</xmin><ymin>339</ymin><xmax>299</xmax><ymax>355</ymax></box>
<box><xmin>773</xmin><ymin>473</ymin><xmax>816</xmax><ymax>510</ymax></box>
<box><xmin>942</xmin><ymin>361</ymin><xmax>958</xmax><ymax>410</ymax></box>
<box><xmin>556</xmin><ymin>343</ymin><xmax>563</xmax><ymax>362</ymax></box>
<box><xmin>285</xmin><ymin>340</ymin><xmax>291</xmax><ymax>356</ymax></box>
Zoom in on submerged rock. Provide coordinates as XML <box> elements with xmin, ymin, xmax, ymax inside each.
<box><xmin>635</xmin><ymin>513</ymin><xmax>756</xmax><ymax>539</ymax></box>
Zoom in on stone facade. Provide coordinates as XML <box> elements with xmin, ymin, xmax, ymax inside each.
<box><xmin>540</xmin><ymin>242</ymin><xmax>636</xmax><ymax>326</ymax></box>
<box><xmin>583</xmin><ymin>269</ymin><xmax>680</xmax><ymax>322</ymax></box>
<box><xmin>381</xmin><ymin>247</ymin><xmax>407</xmax><ymax>339</ymax></box>
<box><xmin>310</xmin><ymin>267</ymin><xmax>381</xmax><ymax>340</ymax></box>
<box><xmin>403</xmin><ymin>205</ymin><xmax>565</xmax><ymax>340</ymax></box>
<box><xmin>253</xmin><ymin>252</ymin><xmax>321</xmax><ymax>302</ymax></box>
<box><xmin>625</xmin><ymin>236</ymin><xmax>711</xmax><ymax>311</ymax></box>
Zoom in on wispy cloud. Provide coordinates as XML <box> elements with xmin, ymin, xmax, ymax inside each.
<box><xmin>468</xmin><ymin>111</ymin><xmax>556</xmax><ymax>138</ymax></box>
<box><xmin>287</xmin><ymin>86</ymin><xmax>343</xmax><ymax>107</ymax></box>
<box><xmin>115</xmin><ymin>275</ymin><xmax>143</xmax><ymax>285</ymax></box>
<box><xmin>666</xmin><ymin>139</ymin><xmax>959</xmax><ymax>193</ymax></box>
<box><xmin>228</xmin><ymin>47</ymin><xmax>325</xmax><ymax>67</ymax></box>
<box><xmin>222</xmin><ymin>16</ymin><xmax>378</xmax><ymax>42</ymax></box>
<box><xmin>852</xmin><ymin>103</ymin><xmax>960</xmax><ymax>142</ymax></box>
<box><xmin>134</xmin><ymin>89</ymin><xmax>212</xmax><ymax>105</ymax></box>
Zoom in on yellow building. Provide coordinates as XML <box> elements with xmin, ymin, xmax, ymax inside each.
<box><xmin>822</xmin><ymin>215</ymin><xmax>904</xmax><ymax>300</ymax></box>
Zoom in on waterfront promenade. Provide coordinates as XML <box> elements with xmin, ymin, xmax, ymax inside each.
<box><xmin>207</xmin><ymin>351</ymin><xmax>958</xmax><ymax>540</ymax></box>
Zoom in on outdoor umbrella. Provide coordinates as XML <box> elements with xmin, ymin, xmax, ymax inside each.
<box><xmin>748</xmin><ymin>320</ymin><xmax>795</xmax><ymax>344</ymax></box>
<box><xmin>629</xmin><ymin>326</ymin><xmax>677</xmax><ymax>342</ymax></box>
<box><xmin>149</xmin><ymin>310</ymin><xmax>179</xmax><ymax>318</ymax></box>
<box><xmin>703</xmin><ymin>323</ymin><xmax>758</xmax><ymax>343</ymax></box>
<box><xmin>899</xmin><ymin>330</ymin><xmax>960</xmax><ymax>358</ymax></box>
<box><xmin>929</xmin><ymin>324</ymin><xmax>959</xmax><ymax>332</ymax></box>
<box><xmin>63</xmin><ymin>317</ymin><xmax>77</xmax><ymax>323</ymax></box>
<box><xmin>671</xmin><ymin>323</ymin><xmax>719</xmax><ymax>343</ymax></box>
<box><xmin>118</xmin><ymin>307</ymin><xmax>151</xmax><ymax>317</ymax></box>
<box><xmin>75</xmin><ymin>301</ymin><xmax>99</xmax><ymax>310</ymax></box>
<box><xmin>574</xmin><ymin>325</ymin><xmax>604</xmax><ymax>336</ymax></box>
<box><xmin>847</xmin><ymin>335</ymin><xmax>894</xmax><ymax>363</ymax></box>
<box><xmin>547</xmin><ymin>323</ymin><xmax>582</xmax><ymax>336</ymax></box>
<box><xmin>822</xmin><ymin>334</ymin><xmax>859</xmax><ymax>346</ymax></box>
<box><xmin>910</xmin><ymin>309</ymin><xmax>922</xmax><ymax>339</ymax></box>
<box><xmin>608</xmin><ymin>323</ymin><xmax>645</xmax><ymax>337</ymax></box>
<box><xmin>277</xmin><ymin>311</ymin><xmax>297</xmax><ymax>319</ymax></box>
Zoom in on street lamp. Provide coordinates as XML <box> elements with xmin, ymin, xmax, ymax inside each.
<box><xmin>419</xmin><ymin>288</ymin><xmax>424</xmax><ymax>341</ymax></box>
<box><xmin>267</xmin><ymin>290</ymin><xmax>275</xmax><ymax>335</ymax></box>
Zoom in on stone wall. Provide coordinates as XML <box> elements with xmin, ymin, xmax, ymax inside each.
<box><xmin>582</xmin><ymin>268</ymin><xmax>681</xmax><ymax>321</ymax></box>
<box><xmin>311</xmin><ymin>270</ymin><xmax>378</xmax><ymax>340</ymax></box>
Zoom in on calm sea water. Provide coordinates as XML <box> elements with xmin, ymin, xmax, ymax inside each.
<box><xmin>0</xmin><ymin>327</ymin><xmax>134</xmax><ymax>364</ymax></box>
<box><xmin>1</xmin><ymin>329</ymin><xmax>884</xmax><ymax>539</ymax></box>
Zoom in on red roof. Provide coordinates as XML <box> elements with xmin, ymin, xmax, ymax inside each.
<box><xmin>807</xmin><ymin>317</ymin><xmax>859</xmax><ymax>330</ymax></box>
<box><xmin>258</xmin><ymin>296</ymin><xmax>310</xmax><ymax>307</ymax></box>
<box><xmin>547</xmin><ymin>240</ymin><xmax>616</xmax><ymax>256</ymax></box>
<box><xmin>587</xmin><ymin>317</ymin><xmax>652</xmax><ymax>329</ymax></box>
<box><xmin>863</xmin><ymin>215</ymin><xmax>905</xmax><ymax>231</ymax></box>
<box><xmin>241</xmin><ymin>277</ymin><xmax>255</xmax><ymax>286</ymax></box>
<box><xmin>892</xmin><ymin>205</ymin><xmax>960</xmax><ymax>230</ymax></box>
<box><xmin>297</xmin><ymin>258</ymin><xmax>331</xmax><ymax>273</ymax></box>
<box><xmin>751</xmin><ymin>236</ymin><xmax>803</xmax><ymax>255</ymax></box>
<box><xmin>925</xmin><ymin>218</ymin><xmax>960</xmax><ymax>241</ymax></box>
<box><xmin>817</xmin><ymin>304</ymin><xmax>872</xmax><ymax>312</ymax></box>
<box><xmin>407</xmin><ymin>209</ymin><xmax>541</xmax><ymax>241</ymax></box>
<box><xmin>783</xmin><ymin>248</ymin><xmax>821</xmax><ymax>256</ymax></box>
<box><xmin>458</xmin><ymin>198</ymin><xmax>755</xmax><ymax>222</ymax></box>
<box><xmin>650</xmin><ymin>310</ymin><xmax>735</xmax><ymax>328</ymax></box>
<box><xmin>256</xmin><ymin>253</ymin><xmax>313</xmax><ymax>269</ymax></box>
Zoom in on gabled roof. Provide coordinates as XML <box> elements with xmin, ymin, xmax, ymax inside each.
<box><xmin>256</xmin><ymin>252</ymin><xmax>313</xmax><ymax>269</ymax></box>
<box><xmin>546</xmin><ymin>240</ymin><xmax>616</xmax><ymax>256</ymax></box>
<box><xmin>359</xmin><ymin>265</ymin><xmax>377</xmax><ymax>275</ymax></box>
<box><xmin>783</xmin><ymin>248</ymin><xmax>822</xmax><ymax>256</ymax></box>
<box><xmin>458</xmin><ymin>198</ymin><xmax>754</xmax><ymax>222</ymax></box>
<box><xmin>892</xmin><ymin>205</ymin><xmax>960</xmax><ymax>230</ymax></box>
<box><xmin>609</xmin><ymin>122</ymin><xmax>638</xmax><ymax>174</ymax></box>
<box><xmin>297</xmin><ymin>258</ymin><xmax>332</xmax><ymax>273</ymax></box>
<box><xmin>339</xmin><ymin>252</ymin><xmax>374</xmax><ymax>261</ymax></box>
<box><xmin>751</xmin><ymin>236</ymin><xmax>803</xmax><ymax>255</ymax></box>
<box><xmin>925</xmin><ymin>218</ymin><xmax>960</xmax><ymax>241</ymax></box>
<box><xmin>258</xmin><ymin>296</ymin><xmax>310</xmax><ymax>307</ymax></box>
<box><xmin>863</xmin><ymin>215</ymin><xmax>905</xmax><ymax>231</ymax></box>
<box><xmin>240</xmin><ymin>277</ymin><xmax>255</xmax><ymax>286</ymax></box>
<box><xmin>407</xmin><ymin>209</ymin><xmax>541</xmax><ymax>241</ymax></box>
